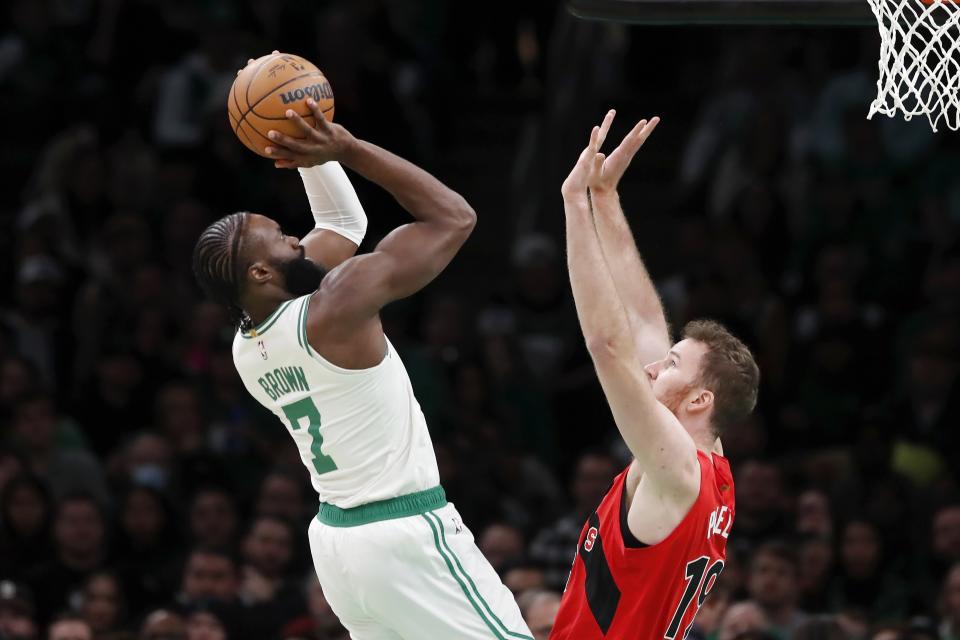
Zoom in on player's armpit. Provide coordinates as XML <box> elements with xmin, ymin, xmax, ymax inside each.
<box><xmin>300</xmin><ymin>228</ymin><xmax>360</xmax><ymax>271</ymax></box>
<box><xmin>588</xmin><ymin>343</ymin><xmax>700</xmax><ymax>502</ymax></box>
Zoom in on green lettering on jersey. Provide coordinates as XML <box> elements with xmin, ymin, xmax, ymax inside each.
<box><xmin>274</xmin><ymin>368</ymin><xmax>292</xmax><ymax>394</ymax></box>
<box><xmin>281</xmin><ymin>367</ymin><xmax>300</xmax><ymax>393</ymax></box>
<box><xmin>264</xmin><ymin>372</ymin><xmax>282</xmax><ymax>399</ymax></box>
<box><xmin>257</xmin><ymin>366</ymin><xmax>309</xmax><ymax>402</ymax></box>
<box><xmin>258</xmin><ymin>378</ymin><xmax>277</xmax><ymax>402</ymax></box>
<box><xmin>294</xmin><ymin>366</ymin><xmax>308</xmax><ymax>392</ymax></box>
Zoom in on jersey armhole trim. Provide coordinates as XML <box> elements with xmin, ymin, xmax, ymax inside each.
<box><xmin>619</xmin><ymin>479</ymin><xmax>649</xmax><ymax>549</ymax></box>
<box><xmin>297</xmin><ymin>294</ymin><xmax>393</xmax><ymax>375</ymax></box>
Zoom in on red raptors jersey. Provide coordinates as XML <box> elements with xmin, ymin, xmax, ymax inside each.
<box><xmin>550</xmin><ymin>450</ymin><xmax>735</xmax><ymax>640</ymax></box>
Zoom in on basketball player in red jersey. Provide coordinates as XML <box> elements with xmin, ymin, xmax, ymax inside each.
<box><xmin>550</xmin><ymin>110</ymin><xmax>760</xmax><ymax>640</ymax></box>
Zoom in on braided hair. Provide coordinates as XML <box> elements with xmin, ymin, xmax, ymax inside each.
<box><xmin>192</xmin><ymin>212</ymin><xmax>253</xmax><ymax>331</ymax></box>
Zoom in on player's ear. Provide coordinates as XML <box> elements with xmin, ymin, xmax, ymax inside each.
<box><xmin>248</xmin><ymin>261</ymin><xmax>272</xmax><ymax>285</ymax></box>
<box><xmin>687</xmin><ymin>389</ymin><xmax>714</xmax><ymax>415</ymax></box>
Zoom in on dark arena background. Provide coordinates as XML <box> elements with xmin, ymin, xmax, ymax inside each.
<box><xmin>1</xmin><ymin>1</ymin><xmax>959</xmax><ymax>639</ymax></box>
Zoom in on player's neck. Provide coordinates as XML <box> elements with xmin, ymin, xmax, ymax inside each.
<box><xmin>680</xmin><ymin>414</ymin><xmax>719</xmax><ymax>455</ymax></box>
<box><xmin>244</xmin><ymin>291</ymin><xmax>297</xmax><ymax>327</ymax></box>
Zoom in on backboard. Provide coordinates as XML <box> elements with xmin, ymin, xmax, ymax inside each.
<box><xmin>566</xmin><ymin>0</ymin><xmax>874</xmax><ymax>25</ymax></box>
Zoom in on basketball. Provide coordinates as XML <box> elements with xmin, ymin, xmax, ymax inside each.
<box><xmin>228</xmin><ymin>53</ymin><xmax>335</xmax><ymax>158</ymax></box>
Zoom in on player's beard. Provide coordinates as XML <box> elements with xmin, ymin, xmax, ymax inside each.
<box><xmin>278</xmin><ymin>248</ymin><xmax>327</xmax><ymax>297</ymax></box>
<box><xmin>659</xmin><ymin>381</ymin><xmax>696</xmax><ymax>417</ymax></box>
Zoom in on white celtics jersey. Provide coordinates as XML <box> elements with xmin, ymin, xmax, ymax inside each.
<box><xmin>232</xmin><ymin>294</ymin><xmax>440</xmax><ymax>508</ymax></box>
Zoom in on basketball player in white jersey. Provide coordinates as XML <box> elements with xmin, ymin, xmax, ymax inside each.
<box><xmin>192</xmin><ymin>99</ymin><xmax>533</xmax><ymax>640</ymax></box>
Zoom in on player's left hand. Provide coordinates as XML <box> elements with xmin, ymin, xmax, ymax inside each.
<box><xmin>589</xmin><ymin>114</ymin><xmax>659</xmax><ymax>195</ymax></box>
<box><xmin>561</xmin><ymin>109</ymin><xmax>616</xmax><ymax>200</ymax></box>
<box><xmin>264</xmin><ymin>99</ymin><xmax>356</xmax><ymax>169</ymax></box>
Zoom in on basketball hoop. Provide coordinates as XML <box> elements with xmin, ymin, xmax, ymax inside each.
<box><xmin>868</xmin><ymin>0</ymin><xmax>960</xmax><ymax>131</ymax></box>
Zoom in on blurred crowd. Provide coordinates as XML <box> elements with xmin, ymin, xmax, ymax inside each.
<box><xmin>0</xmin><ymin>1</ymin><xmax>959</xmax><ymax>640</ymax></box>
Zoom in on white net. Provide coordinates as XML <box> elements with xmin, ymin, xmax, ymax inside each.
<box><xmin>868</xmin><ymin>0</ymin><xmax>960</xmax><ymax>131</ymax></box>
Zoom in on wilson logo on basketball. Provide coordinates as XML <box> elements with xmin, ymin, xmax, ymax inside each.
<box><xmin>583</xmin><ymin>527</ymin><xmax>599</xmax><ymax>552</ymax></box>
<box><xmin>279</xmin><ymin>83</ymin><xmax>333</xmax><ymax>105</ymax></box>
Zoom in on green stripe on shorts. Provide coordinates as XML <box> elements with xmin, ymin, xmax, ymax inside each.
<box><xmin>422</xmin><ymin>514</ymin><xmax>508</xmax><ymax>640</ymax></box>
<box><xmin>425</xmin><ymin>512</ymin><xmax>534</xmax><ymax>640</ymax></box>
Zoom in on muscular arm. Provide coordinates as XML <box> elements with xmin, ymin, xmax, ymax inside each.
<box><xmin>319</xmin><ymin>138</ymin><xmax>476</xmax><ymax>318</ymax></box>
<box><xmin>265</xmin><ymin>103</ymin><xmax>475</xmax><ymax>324</ymax></box>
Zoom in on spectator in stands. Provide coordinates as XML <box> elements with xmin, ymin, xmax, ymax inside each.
<box><xmin>138</xmin><ymin>610</ymin><xmax>185</xmax><ymax>640</ymax></box>
<box><xmin>734</xmin><ymin>461</ymin><xmax>789</xmax><ymax>550</ymax></box>
<box><xmin>0</xmin><ymin>580</ymin><xmax>37</xmax><ymax>640</ymax></box>
<box><xmin>279</xmin><ymin>576</ymin><xmax>349</xmax><ymax>640</ymax></box>
<box><xmin>188</xmin><ymin>488</ymin><xmax>239</xmax><ymax>549</ymax></box>
<box><xmin>798</xmin><ymin>534</ymin><xmax>835</xmax><ymax>612</ymax></box>
<box><xmin>10</xmin><ymin>395</ymin><xmax>108</xmax><ymax>505</ymax></box>
<box><xmin>747</xmin><ymin>541</ymin><xmax>807</xmax><ymax>637</ymax></box>
<box><xmin>47</xmin><ymin>613</ymin><xmax>92</xmax><ymax>640</ymax></box>
<box><xmin>114</xmin><ymin>485</ymin><xmax>181</xmax><ymax>614</ymax></box>
<box><xmin>792</xmin><ymin>616</ymin><xmax>851</xmax><ymax>640</ymax></box>
<box><xmin>478</xmin><ymin>523</ymin><xmax>525</xmax><ymax>574</ymax></box>
<box><xmin>828</xmin><ymin>517</ymin><xmax>908</xmax><ymax>623</ymax></box>
<box><xmin>516</xmin><ymin>589</ymin><xmax>560</xmax><ymax>640</ymax></box>
<box><xmin>29</xmin><ymin>494</ymin><xmax>107</xmax><ymax>624</ymax></box>
<box><xmin>78</xmin><ymin>572</ymin><xmax>125</xmax><ymax>638</ymax></box>
<box><xmin>255</xmin><ymin>471</ymin><xmax>308</xmax><ymax>524</ymax></box>
<box><xmin>181</xmin><ymin>604</ymin><xmax>228</xmax><ymax>640</ymax></box>
<box><xmin>239</xmin><ymin>516</ymin><xmax>306</xmax><ymax>639</ymax></box>
<box><xmin>177</xmin><ymin>548</ymin><xmax>238</xmax><ymax>607</ymax></box>
<box><xmin>0</xmin><ymin>475</ymin><xmax>53</xmax><ymax>580</ymax></box>
<box><xmin>717</xmin><ymin>601</ymin><xmax>771</xmax><ymax>640</ymax></box>
<box><xmin>795</xmin><ymin>489</ymin><xmax>834</xmax><ymax>539</ymax></box>
<box><xmin>530</xmin><ymin>451</ymin><xmax>618</xmax><ymax>590</ymax></box>
<box><xmin>501</xmin><ymin>557</ymin><xmax>547</xmax><ymax>596</ymax></box>
<box><xmin>937</xmin><ymin>562</ymin><xmax>960</xmax><ymax>640</ymax></box>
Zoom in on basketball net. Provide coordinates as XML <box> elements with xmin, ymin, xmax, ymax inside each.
<box><xmin>868</xmin><ymin>0</ymin><xmax>960</xmax><ymax>131</ymax></box>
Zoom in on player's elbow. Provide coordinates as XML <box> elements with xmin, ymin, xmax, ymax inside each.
<box><xmin>585</xmin><ymin>334</ymin><xmax>623</xmax><ymax>362</ymax></box>
<box><xmin>445</xmin><ymin>196</ymin><xmax>476</xmax><ymax>236</ymax></box>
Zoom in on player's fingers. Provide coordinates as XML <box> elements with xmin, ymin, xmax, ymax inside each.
<box><xmin>305</xmin><ymin>99</ymin><xmax>333</xmax><ymax>132</ymax></box>
<box><xmin>284</xmin><ymin>110</ymin><xmax>319</xmax><ymax>138</ymax></box>
<box><xmin>264</xmin><ymin>144</ymin><xmax>296</xmax><ymax>160</ymax></box>
<box><xmin>637</xmin><ymin>116</ymin><xmax>660</xmax><ymax>143</ymax></box>
<box><xmin>274</xmin><ymin>159</ymin><xmax>298</xmax><ymax>169</ymax></box>
<box><xmin>597</xmin><ymin>110</ymin><xmax>616</xmax><ymax>148</ymax></box>
<box><xmin>265</xmin><ymin>130</ymin><xmax>310</xmax><ymax>154</ymax></box>
<box><xmin>591</xmin><ymin>152</ymin><xmax>606</xmax><ymax>177</ymax></box>
<box><xmin>588</xmin><ymin>125</ymin><xmax>601</xmax><ymax>152</ymax></box>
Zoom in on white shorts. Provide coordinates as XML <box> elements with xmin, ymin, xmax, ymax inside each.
<box><xmin>307</xmin><ymin>491</ymin><xmax>533</xmax><ymax>640</ymax></box>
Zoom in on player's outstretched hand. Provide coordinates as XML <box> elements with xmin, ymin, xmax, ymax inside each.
<box><xmin>561</xmin><ymin>109</ymin><xmax>615</xmax><ymax>200</ymax></box>
<box><xmin>589</xmin><ymin>114</ymin><xmax>659</xmax><ymax>195</ymax></box>
<box><xmin>264</xmin><ymin>99</ymin><xmax>357</xmax><ymax>169</ymax></box>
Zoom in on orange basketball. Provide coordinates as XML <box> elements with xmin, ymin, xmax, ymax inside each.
<box><xmin>227</xmin><ymin>53</ymin><xmax>334</xmax><ymax>158</ymax></box>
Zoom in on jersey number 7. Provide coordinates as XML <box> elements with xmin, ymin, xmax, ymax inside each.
<box><xmin>664</xmin><ymin>556</ymin><xmax>724</xmax><ymax>640</ymax></box>
<box><xmin>281</xmin><ymin>397</ymin><xmax>338</xmax><ymax>475</ymax></box>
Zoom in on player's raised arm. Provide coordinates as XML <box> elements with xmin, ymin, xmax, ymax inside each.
<box><xmin>563</xmin><ymin>114</ymin><xmax>699</xmax><ymax>502</ymax></box>
<box><xmin>588</xmin><ymin>112</ymin><xmax>671</xmax><ymax>367</ymax></box>
<box><xmin>296</xmin><ymin>161</ymin><xmax>367</xmax><ymax>270</ymax></box>
<box><xmin>265</xmin><ymin>100</ymin><xmax>475</xmax><ymax>318</ymax></box>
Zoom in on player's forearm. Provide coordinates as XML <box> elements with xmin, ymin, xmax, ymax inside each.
<box><xmin>297</xmin><ymin>161</ymin><xmax>368</xmax><ymax>245</ymax></box>
<box><xmin>340</xmin><ymin>139</ymin><xmax>476</xmax><ymax>232</ymax></box>
<box><xmin>564</xmin><ymin>195</ymin><xmax>633</xmax><ymax>353</ymax></box>
<box><xmin>590</xmin><ymin>190</ymin><xmax>670</xmax><ymax>336</ymax></box>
